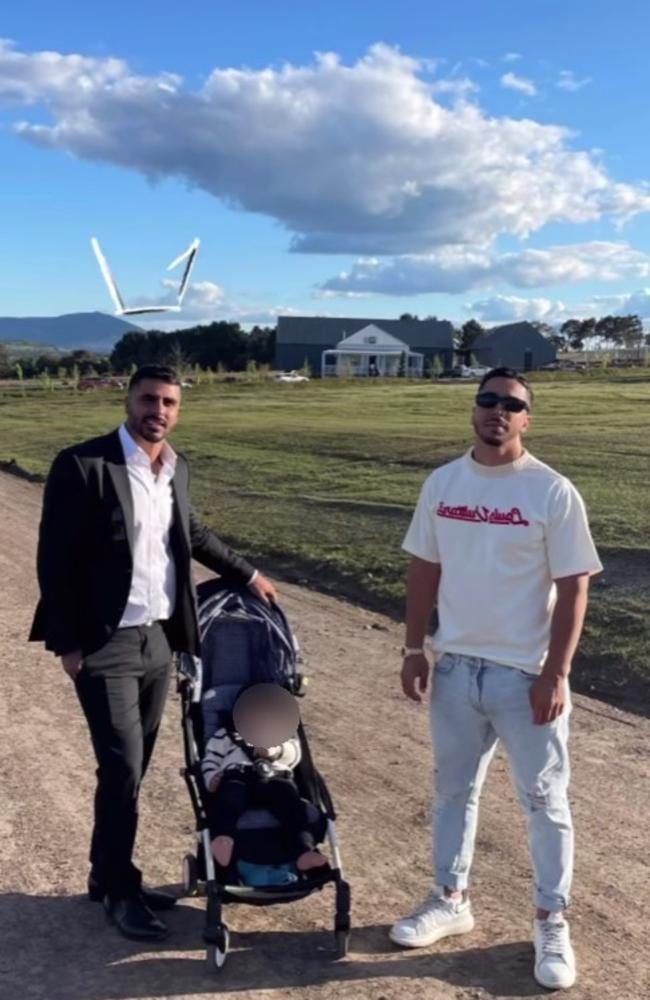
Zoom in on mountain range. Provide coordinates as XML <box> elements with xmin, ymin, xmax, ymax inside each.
<box><xmin>0</xmin><ymin>312</ymin><xmax>141</xmax><ymax>354</ymax></box>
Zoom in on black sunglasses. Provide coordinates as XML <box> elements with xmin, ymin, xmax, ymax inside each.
<box><xmin>475</xmin><ymin>391</ymin><xmax>529</xmax><ymax>414</ymax></box>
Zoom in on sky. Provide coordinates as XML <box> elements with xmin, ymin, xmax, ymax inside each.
<box><xmin>2</xmin><ymin>0</ymin><xmax>650</xmax><ymax>329</ymax></box>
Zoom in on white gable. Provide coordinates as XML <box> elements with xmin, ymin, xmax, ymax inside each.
<box><xmin>335</xmin><ymin>324</ymin><xmax>408</xmax><ymax>351</ymax></box>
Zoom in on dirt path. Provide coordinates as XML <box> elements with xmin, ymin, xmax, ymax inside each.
<box><xmin>0</xmin><ymin>471</ymin><xmax>648</xmax><ymax>1000</ymax></box>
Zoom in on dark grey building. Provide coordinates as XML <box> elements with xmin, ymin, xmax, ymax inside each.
<box><xmin>471</xmin><ymin>323</ymin><xmax>556</xmax><ymax>371</ymax></box>
<box><xmin>276</xmin><ymin>316</ymin><xmax>455</xmax><ymax>375</ymax></box>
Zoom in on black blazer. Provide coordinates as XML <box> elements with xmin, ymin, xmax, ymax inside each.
<box><xmin>29</xmin><ymin>429</ymin><xmax>256</xmax><ymax>657</ymax></box>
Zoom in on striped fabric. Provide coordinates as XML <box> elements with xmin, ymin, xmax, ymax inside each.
<box><xmin>201</xmin><ymin>727</ymin><xmax>302</xmax><ymax>791</ymax></box>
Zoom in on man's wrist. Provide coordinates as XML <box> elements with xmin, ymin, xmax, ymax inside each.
<box><xmin>541</xmin><ymin>662</ymin><xmax>571</xmax><ymax>680</ymax></box>
<box><xmin>401</xmin><ymin>645</ymin><xmax>425</xmax><ymax>658</ymax></box>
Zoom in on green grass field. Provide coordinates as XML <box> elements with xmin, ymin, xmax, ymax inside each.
<box><xmin>2</xmin><ymin>376</ymin><xmax>650</xmax><ymax>709</ymax></box>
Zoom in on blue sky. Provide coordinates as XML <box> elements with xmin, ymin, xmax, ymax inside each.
<box><xmin>2</xmin><ymin>0</ymin><xmax>650</xmax><ymax>328</ymax></box>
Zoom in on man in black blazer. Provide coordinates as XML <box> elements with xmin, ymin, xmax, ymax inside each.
<box><xmin>30</xmin><ymin>364</ymin><xmax>276</xmax><ymax>941</ymax></box>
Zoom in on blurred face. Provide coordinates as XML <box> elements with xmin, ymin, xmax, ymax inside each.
<box><xmin>233</xmin><ymin>684</ymin><xmax>299</xmax><ymax>748</ymax></box>
<box><xmin>472</xmin><ymin>376</ymin><xmax>531</xmax><ymax>448</ymax></box>
<box><xmin>125</xmin><ymin>378</ymin><xmax>181</xmax><ymax>444</ymax></box>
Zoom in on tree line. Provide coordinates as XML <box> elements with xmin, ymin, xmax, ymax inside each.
<box><xmin>399</xmin><ymin>313</ymin><xmax>648</xmax><ymax>354</ymax></box>
<box><xmin>1</xmin><ymin>314</ymin><xmax>647</xmax><ymax>380</ymax></box>
<box><xmin>110</xmin><ymin>322</ymin><xmax>275</xmax><ymax>372</ymax></box>
<box><xmin>0</xmin><ymin>322</ymin><xmax>275</xmax><ymax>378</ymax></box>
<box><xmin>553</xmin><ymin>315</ymin><xmax>647</xmax><ymax>351</ymax></box>
<box><xmin>446</xmin><ymin>315</ymin><xmax>648</xmax><ymax>354</ymax></box>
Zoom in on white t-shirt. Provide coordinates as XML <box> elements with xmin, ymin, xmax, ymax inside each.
<box><xmin>402</xmin><ymin>449</ymin><xmax>603</xmax><ymax>674</ymax></box>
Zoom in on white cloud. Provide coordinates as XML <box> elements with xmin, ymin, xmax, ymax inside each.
<box><xmin>503</xmin><ymin>53</ymin><xmax>522</xmax><ymax>62</ymax></box>
<box><xmin>1</xmin><ymin>40</ymin><xmax>649</xmax><ymax>255</ymax></box>
<box><xmin>557</xmin><ymin>70</ymin><xmax>592</xmax><ymax>92</ymax></box>
<box><xmin>468</xmin><ymin>287</ymin><xmax>650</xmax><ymax>324</ymax></box>
<box><xmin>0</xmin><ymin>37</ymin><xmax>127</xmax><ymax>103</ymax></box>
<box><xmin>467</xmin><ymin>295</ymin><xmax>568</xmax><ymax>323</ymax></box>
<box><xmin>126</xmin><ymin>278</ymin><xmax>225</xmax><ymax>319</ymax></box>
<box><xmin>121</xmin><ymin>276</ymin><xmax>297</xmax><ymax>329</ymax></box>
<box><xmin>321</xmin><ymin>241</ymin><xmax>650</xmax><ymax>296</ymax></box>
<box><xmin>430</xmin><ymin>76</ymin><xmax>479</xmax><ymax>99</ymax></box>
<box><xmin>500</xmin><ymin>71</ymin><xmax>537</xmax><ymax>97</ymax></box>
<box><xmin>161</xmin><ymin>278</ymin><xmax>225</xmax><ymax>309</ymax></box>
<box><xmin>590</xmin><ymin>288</ymin><xmax>650</xmax><ymax>318</ymax></box>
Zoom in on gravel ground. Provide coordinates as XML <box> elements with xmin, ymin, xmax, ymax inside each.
<box><xmin>0</xmin><ymin>471</ymin><xmax>648</xmax><ymax>1000</ymax></box>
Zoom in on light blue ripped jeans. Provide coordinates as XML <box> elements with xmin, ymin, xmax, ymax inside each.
<box><xmin>430</xmin><ymin>653</ymin><xmax>573</xmax><ymax>912</ymax></box>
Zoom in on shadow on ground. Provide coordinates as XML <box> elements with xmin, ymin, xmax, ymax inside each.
<box><xmin>0</xmin><ymin>891</ymin><xmax>546</xmax><ymax>1000</ymax></box>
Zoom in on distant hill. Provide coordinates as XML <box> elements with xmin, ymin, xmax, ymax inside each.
<box><xmin>0</xmin><ymin>312</ymin><xmax>141</xmax><ymax>354</ymax></box>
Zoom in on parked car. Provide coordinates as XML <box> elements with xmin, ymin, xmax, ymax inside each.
<box><xmin>275</xmin><ymin>371</ymin><xmax>310</xmax><ymax>383</ymax></box>
<box><xmin>439</xmin><ymin>365</ymin><xmax>484</xmax><ymax>379</ymax></box>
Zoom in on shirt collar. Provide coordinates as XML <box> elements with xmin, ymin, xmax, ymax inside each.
<box><xmin>464</xmin><ymin>446</ymin><xmax>531</xmax><ymax>477</ymax></box>
<box><xmin>118</xmin><ymin>423</ymin><xmax>177</xmax><ymax>474</ymax></box>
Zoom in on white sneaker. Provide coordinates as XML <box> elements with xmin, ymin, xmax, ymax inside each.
<box><xmin>533</xmin><ymin>913</ymin><xmax>576</xmax><ymax>990</ymax></box>
<box><xmin>389</xmin><ymin>890</ymin><xmax>475</xmax><ymax>948</ymax></box>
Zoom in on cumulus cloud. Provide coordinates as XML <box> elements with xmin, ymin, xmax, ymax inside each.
<box><xmin>109</xmin><ymin>275</ymin><xmax>297</xmax><ymax>329</ymax></box>
<box><xmin>467</xmin><ymin>295</ymin><xmax>568</xmax><ymax>323</ymax></box>
<box><xmin>1</xmin><ymin>39</ymin><xmax>649</xmax><ymax>255</ymax></box>
<box><xmin>590</xmin><ymin>288</ymin><xmax>650</xmax><ymax>318</ymax></box>
<box><xmin>500</xmin><ymin>71</ymin><xmax>537</xmax><ymax>96</ymax></box>
<box><xmin>321</xmin><ymin>241</ymin><xmax>650</xmax><ymax>296</ymax></box>
<box><xmin>557</xmin><ymin>70</ymin><xmax>592</xmax><ymax>92</ymax></box>
<box><xmin>161</xmin><ymin>278</ymin><xmax>225</xmax><ymax>310</ymax></box>
<box><xmin>467</xmin><ymin>287</ymin><xmax>650</xmax><ymax>324</ymax></box>
<box><xmin>0</xmin><ymin>38</ymin><xmax>128</xmax><ymax>103</ymax></box>
<box><xmin>503</xmin><ymin>53</ymin><xmax>522</xmax><ymax>62</ymax></box>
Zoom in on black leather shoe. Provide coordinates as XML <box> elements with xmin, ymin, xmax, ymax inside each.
<box><xmin>104</xmin><ymin>896</ymin><xmax>169</xmax><ymax>942</ymax></box>
<box><xmin>89</xmin><ymin>875</ymin><xmax>177</xmax><ymax>910</ymax></box>
<box><xmin>139</xmin><ymin>886</ymin><xmax>177</xmax><ymax>911</ymax></box>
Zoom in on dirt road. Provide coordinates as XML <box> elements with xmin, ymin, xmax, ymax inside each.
<box><xmin>0</xmin><ymin>471</ymin><xmax>648</xmax><ymax>1000</ymax></box>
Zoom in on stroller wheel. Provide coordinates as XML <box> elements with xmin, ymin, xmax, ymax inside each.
<box><xmin>335</xmin><ymin>928</ymin><xmax>350</xmax><ymax>959</ymax></box>
<box><xmin>182</xmin><ymin>853</ymin><xmax>199</xmax><ymax>896</ymax></box>
<box><xmin>206</xmin><ymin>925</ymin><xmax>229</xmax><ymax>972</ymax></box>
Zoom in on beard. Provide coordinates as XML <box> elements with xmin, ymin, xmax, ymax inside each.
<box><xmin>477</xmin><ymin>429</ymin><xmax>507</xmax><ymax>447</ymax></box>
<box><xmin>128</xmin><ymin>414</ymin><xmax>168</xmax><ymax>442</ymax></box>
<box><xmin>472</xmin><ymin>414</ymin><xmax>517</xmax><ymax>448</ymax></box>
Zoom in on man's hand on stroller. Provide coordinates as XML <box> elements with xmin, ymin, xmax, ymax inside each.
<box><xmin>247</xmin><ymin>573</ymin><xmax>278</xmax><ymax>604</ymax></box>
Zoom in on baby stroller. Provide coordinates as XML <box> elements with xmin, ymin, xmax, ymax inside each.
<box><xmin>178</xmin><ymin>578</ymin><xmax>351</xmax><ymax>971</ymax></box>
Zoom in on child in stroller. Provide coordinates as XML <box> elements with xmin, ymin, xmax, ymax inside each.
<box><xmin>179</xmin><ymin>580</ymin><xmax>350</xmax><ymax>970</ymax></box>
<box><xmin>202</xmin><ymin>681</ymin><xmax>328</xmax><ymax>874</ymax></box>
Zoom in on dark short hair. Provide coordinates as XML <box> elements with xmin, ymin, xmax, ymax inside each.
<box><xmin>478</xmin><ymin>366</ymin><xmax>534</xmax><ymax>406</ymax></box>
<box><xmin>128</xmin><ymin>365</ymin><xmax>182</xmax><ymax>392</ymax></box>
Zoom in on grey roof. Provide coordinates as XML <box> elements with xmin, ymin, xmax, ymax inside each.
<box><xmin>277</xmin><ymin>315</ymin><xmax>454</xmax><ymax>349</ymax></box>
<box><xmin>474</xmin><ymin>322</ymin><xmax>544</xmax><ymax>345</ymax></box>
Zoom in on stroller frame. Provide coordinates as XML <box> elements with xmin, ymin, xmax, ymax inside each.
<box><xmin>177</xmin><ymin>584</ymin><xmax>351</xmax><ymax>971</ymax></box>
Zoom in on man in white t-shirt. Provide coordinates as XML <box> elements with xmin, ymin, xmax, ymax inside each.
<box><xmin>390</xmin><ymin>367</ymin><xmax>602</xmax><ymax>991</ymax></box>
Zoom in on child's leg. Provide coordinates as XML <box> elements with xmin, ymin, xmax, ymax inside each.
<box><xmin>208</xmin><ymin>774</ymin><xmax>250</xmax><ymax>867</ymax></box>
<box><xmin>256</xmin><ymin>776</ymin><xmax>328</xmax><ymax>871</ymax></box>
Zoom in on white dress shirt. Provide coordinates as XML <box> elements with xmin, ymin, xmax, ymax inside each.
<box><xmin>118</xmin><ymin>423</ymin><xmax>178</xmax><ymax>628</ymax></box>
